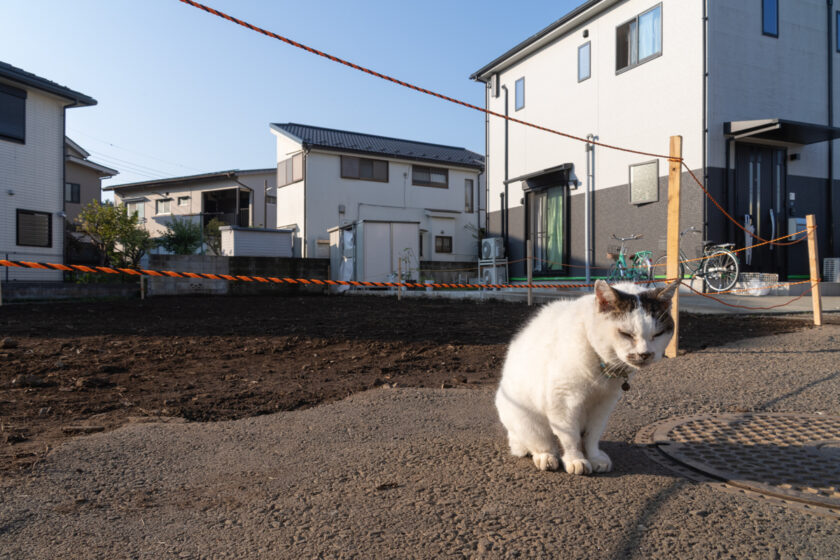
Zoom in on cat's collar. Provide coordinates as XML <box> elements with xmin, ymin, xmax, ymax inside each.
<box><xmin>599</xmin><ymin>360</ymin><xmax>631</xmax><ymax>392</ymax></box>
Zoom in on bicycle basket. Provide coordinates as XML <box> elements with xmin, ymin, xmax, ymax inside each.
<box><xmin>606</xmin><ymin>245</ymin><xmax>620</xmax><ymax>261</ymax></box>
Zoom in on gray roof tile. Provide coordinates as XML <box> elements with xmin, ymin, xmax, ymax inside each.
<box><xmin>271</xmin><ymin>123</ymin><xmax>484</xmax><ymax>170</ymax></box>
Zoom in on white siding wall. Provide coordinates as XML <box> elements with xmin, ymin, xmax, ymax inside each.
<box><xmin>303</xmin><ymin>150</ymin><xmax>481</xmax><ymax>261</ymax></box>
<box><xmin>709</xmin><ymin>0</ymin><xmax>835</xmax><ymax>178</ymax></box>
<box><xmin>219</xmin><ymin>227</ymin><xmax>293</xmax><ymax>257</ymax></box>
<box><xmin>486</xmin><ymin>0</ymin><xmax>704</xmax><ymax>217</ymax></box>
<box><xmin>0</xmin><ymin>88</ymin><xmax>66</xmax><ymax>281</ymax></box>
<box><xmin>272</xmin><ymin>131</ymin><xmax>306</xmax><ymax>256</ymax></box>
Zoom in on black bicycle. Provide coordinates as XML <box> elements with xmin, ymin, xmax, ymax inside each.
<box><xmin>653</xmin><ymin>226</ymin><xmax>740</xmax><ymax>292</ymax></box>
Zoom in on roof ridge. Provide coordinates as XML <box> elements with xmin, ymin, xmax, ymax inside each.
<box><xmin>275</xmin><ymin>122</ymin><xmax>477</xmax><ymax>153</ymax></box>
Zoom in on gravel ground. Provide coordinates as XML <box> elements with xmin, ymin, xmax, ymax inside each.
<box><xmin>1</xmin><ymin>321</ymin><xmax>839</xmax><ymax>559</ymax></box>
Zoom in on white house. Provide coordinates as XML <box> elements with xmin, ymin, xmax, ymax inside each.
<box><xmin>0</xmin><ymin>61</ymin><xmax>97</xmax><ymax>281</ymax></box>
<box><xmin>106</xmin><ymin>168</ymin><xmax>277</xmax><ymax>253</ymax></box>
<box><xmin>471</xmin><ymin>0</ymin><xmax>839</xmax><ymax>281</ymax></box>
<box><xmin>270</xmin><ymin>123</ymin><xmax>485</xmax><ymax>283</ymax></box>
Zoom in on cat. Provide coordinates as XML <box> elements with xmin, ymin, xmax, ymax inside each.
<box><xmin>495</xmin><ymin>279</ymin><xmax>679</xmax><ymax>474</ymax></box>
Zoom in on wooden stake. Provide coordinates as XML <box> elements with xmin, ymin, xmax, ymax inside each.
<box><xmin>527</xmin><ymin>239</ymin><xmax>533</xmax><ymax>306</ymax></box>
<box><xmin>806</xmin><ymin>214</ymin><xmax>822</xmax><ymax>326</ymax></box>
<box><xmin>665</xmin><ymin>136</ymin><xmax>682</xmax><ymax>358</ymax></box>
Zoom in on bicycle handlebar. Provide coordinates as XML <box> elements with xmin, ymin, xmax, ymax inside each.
<box><xmin>611</xmin><ymin>234</ymin><xmax>643</xmax><ymax>242</ymax></box>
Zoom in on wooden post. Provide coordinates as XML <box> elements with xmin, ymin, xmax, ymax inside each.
<box><xmin>397</xmin><ymin>258</ymin><xmax>402</xmax><ymax>301</ymax></box>
<box><xmin>665</xmin><ymin>136</ymin><xmax>682</xmax><ymax>358</ymax></box>
<box><xmin>806</xmin><ymin>214</ymin><xmax>823</xmax><ymax>326</ymax></box>
<box><xmin>527</xmin><ymin>239</ymin><xmax>533</xmax><ymax>306</ymax></box>
<box><xmin>140</xmin><ymin>275</ymin><xmax>146</xmax><ymax>300</ymax></box>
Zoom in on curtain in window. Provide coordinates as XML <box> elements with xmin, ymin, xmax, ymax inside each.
<box><xmin>638</xmin><ymin>6</ymin><xmax>661</xmax><ymax>61</ymax></box>
<box><xmin>545</xmin><ymin>188</ymin><xmax>563</xmax><ymax>270</ymax></box>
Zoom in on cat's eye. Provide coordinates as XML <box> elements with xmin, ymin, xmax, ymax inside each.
<box><xmin>618</xmin><ymin>330</ymin><xmax>634</xmax><ymax>340</ymax></box>
<box><xmin>653</xmin><ymin>329</ymin><xmax>669</xmax><ymax>338</ymax></box>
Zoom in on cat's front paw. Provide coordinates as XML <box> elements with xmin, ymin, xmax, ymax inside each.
<box><xmin>562</xmin><ymin>456</ymin><xmax>592</xmax><ymax>475</ymax></box>
<box><xmin>588</xmin><ymin>450</ymin><xmax>612</xmax><ymax>473</ymax></box>
<box><xmin>532</xmin><ymin>452</ymin><xmax>560</xmax><ymax>471</ymax></box>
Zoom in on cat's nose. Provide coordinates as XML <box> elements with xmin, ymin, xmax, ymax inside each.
<box><xmin>638</xmin><ymin>352</ymin><xmax>653</xmax><ymax>361</ymax></box>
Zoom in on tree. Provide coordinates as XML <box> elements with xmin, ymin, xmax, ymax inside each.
<box><xmin>204</xmin><ymin>217</ymin><xmax>225</xmax><ymax>256</ymax></box>
<box><xmin>75</xmin><ymin>201</ymin><xmax>143</xmax><ymax>266</ymax></box>
<box><xmin>115</xmin><ymin>226</ymin><xmax>154</xmax><ymax>268</ymax></box>
<box><xmin>157</xmin><ymin>216</ymin><xmax>203</xmax><ymax>255</ymax></box>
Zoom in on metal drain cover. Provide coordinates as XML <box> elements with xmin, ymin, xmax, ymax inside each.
<box><xmin>636</xmin><ymin>413</ymin><xmax>840</xmax><ymax>516</ymax></box>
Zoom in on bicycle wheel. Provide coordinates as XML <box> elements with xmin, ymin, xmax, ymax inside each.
<box><xmin>652</xmin><ymin>255</ymin><xmax>684</xmax><ymax>289</ymax></box>
<box><xmin>703</xmin><ymin>250</ymin><xmax>739</xmax><ymax>292</ymax></box>
<box><xmin>607</xmin><ymin>263</ymin><xmax>621</xmax><ymax>283</ymax></box>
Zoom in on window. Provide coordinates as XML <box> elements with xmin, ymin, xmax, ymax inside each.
<box><xmin>64</xmin><ymin>183</ymin><xmax>80</xmax><ymax>203</ymax></box>
<box><xmin>412</xmin><ymin>165</ymin><xmax>448</xmax><ymax>188</ymax></box>
<box><xmin>126</xmin><ymin>201</ymin><xmax>145</xmax><ymax>220</ymax></box>
<box><xmin>277</xmin><ymin>153</ymin><xmax>304</xmax><ymax>187</ymax></box>
<box><xmin>578</xmin><ymin>42</ymin><xmax>591</xmax><ymax>82</ymax></box>
<box><xmin>762</xmin><ymin>0</ymin><xmax>778</xmax><ymax>37</ymax></box>
<box><xmin>465</xmin><ymin>178</ymin><xmax>475</xmax><ymax>213</ymax></box>
<box><xmin>514</xmin><ymin>77</ymin><xmax>525</xmax><ymax>110</ymax></box>
<box><xmin>340</xmin><ymin>155</ymin><xmax>388</xmax><ymax>182</ymax></box>
<box><xmin>435</xmin><ymin>236</ymin><xmax>452</xmax><ymax>253</ymax></box>
<box><xmin>836</xmin><ymin>11</ymin><xmax>839</xmax><ymax>52</ymax></box>
<box><xmin>16</xmin><ymin>209</ymin><xmax>51</xmax><ymax>247</ymax></box>
<box><xmin>616</xmin><ymin>4</ymin><xmax>662</xmax><ymax>72</ymax></box>
<box><xmin>178</xmin><ymin>196</ymin><xmax>190</xmax><ymax>207</ymax></box>
<box><xmin>155</xmin><ymin>199</ymin><xmax>171</xmax><ymax>215</ymax></box>
<box><xmin>419</xmin><ymin>232</ymin><xmax>424</xmax><ymax>258</ymax></box>
<box><xmin>0</xmin><ymin>83</ymin><xmax>26</xmax><ymax>143</ymax></box>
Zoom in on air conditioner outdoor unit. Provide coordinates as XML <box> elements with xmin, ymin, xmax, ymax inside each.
<box><xmin>480</xmin><ymin>263</ymin><xmax>508</xmax><ymax>285</ymax></box>
<box><xmin>481</xmin><ymin>237</ymin><xmax>505</xmax><ymax>260</ymax></box>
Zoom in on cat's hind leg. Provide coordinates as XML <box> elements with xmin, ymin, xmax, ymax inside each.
<box><xmin>495</xmin><ymin>387</ymin><xmax>560</xmax><ymax>471</ymax></box>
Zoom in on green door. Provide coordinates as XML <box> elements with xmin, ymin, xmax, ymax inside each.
<box><xmin>530</xmin><ymin>187</ymin><xmax>564</xmax><ymax>274</ymax></box>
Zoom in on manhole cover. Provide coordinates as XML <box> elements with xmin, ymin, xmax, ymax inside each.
<box><xmin>636</xmin><ymin>413</ymin><xmax>840</xmax><ymax>518</ymax></box>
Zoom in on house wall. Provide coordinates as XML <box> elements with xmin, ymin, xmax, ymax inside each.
<box><xmin>64</xmin><ymin>161</ymin><xmax>103</xmax><ymax>223</ymax></box>
<box><xmin>708</xmin><ymin>0</ymin><xmax>839</xmax><ymax>260</ymax></box>
<box><xmin>273</xmin><ymin>131</ymin><xmax>306</xmax><ymax>256</ymax></box>
<box><xmin>302</xmin><ymin>150</ymin><xmax>482</xmax><ymax>262</ymax></box>
<box><xmin>484</xmin><ymin>0</ymin><xmax>704</xmax><ymax>276</ymax></box>
<box><xmin>0</xmin><ymin>87</ymin><xmax>66</xmax><ymax>281</ymax></box>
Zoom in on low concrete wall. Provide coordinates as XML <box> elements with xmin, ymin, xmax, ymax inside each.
<box><xmin>146</xmin><ymin>255</ymin><xmax>329</xmax><ymax>296</ymax></box>
<box><xmin>0</xmin><ymin>281</ymin><xmax>139</xmax><ymax>302</ymax></box>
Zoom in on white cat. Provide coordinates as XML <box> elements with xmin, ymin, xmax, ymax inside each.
<box><xmin>495</xmin><ymin>280</ymin><xmax>678</xmax><ymax>474</ymax></box>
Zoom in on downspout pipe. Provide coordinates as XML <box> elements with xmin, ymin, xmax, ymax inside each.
<box><xmin>828</xmin><ymin>0</ymin><xmax>835</xmax><ymax>257</ymax></box>
<box><xmin>501</xmin><ymin>84</ymin><xmax>510</xmax><ymax>251</ymax></box>
<box><xmin>585</xmin><ymin>134</ymin><xmax>595</xmax><ymax>284</ymax></box>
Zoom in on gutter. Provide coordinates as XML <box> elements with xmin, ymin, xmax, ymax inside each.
<box><xmin>501</xmin><ymin>85</ymin><xmax>510</xmax><ymax>250</ymax></box>
<box><xmin>828</xmin><ymin>0</ymin><xmax>836</xmax><ymax>256</ymax></box>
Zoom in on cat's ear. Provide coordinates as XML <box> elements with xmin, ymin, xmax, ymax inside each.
<box><xmin>594</xmin><ymin>280</ymin><xmax>620</xmax><ymax>313</ymax></box>
<box><xmin>652</xmin><ymin>279</ymin><xmax>680</xmax><ymax>302</ymax></box>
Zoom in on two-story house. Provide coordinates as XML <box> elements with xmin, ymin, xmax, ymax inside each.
<box><xmin>471</xmin><ymin>0</ymin><xmax>839</xmax><ymax>281</ymax></box>
<box><xmin>1</xmin><ymin>61</ymin><xmax>97</xmax><ymax>281</ymax></box>
<box><xmin>270</xmin><ymin>123</ymin><xmax>485</xmax><ymax>283</ymax></box>
<box><xmin>106</xmin><ymin>168</ymin><xmax>277</xmax><ymax>253</ymax></box>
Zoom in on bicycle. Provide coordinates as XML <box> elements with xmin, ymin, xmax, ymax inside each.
<box><xmin>652</xmin><ymin>226</ymin><xmax>740</xmax><ymax>292</ymax></box>
<box><xmin>606</xmin><ymin>234</ymin><xmax>653</xmax><ymax>283</ymax></box>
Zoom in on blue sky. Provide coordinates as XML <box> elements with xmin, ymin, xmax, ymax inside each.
<box><xmin>2</xmin><ymin>0</ymin><xmax>586</xmax><ymax>191</ymax></box>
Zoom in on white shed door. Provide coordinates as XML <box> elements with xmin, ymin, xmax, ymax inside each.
<box><xmin>391</xmin><ymin>223</ymin><xmax>419</xmax><ymax>275</ymax></box>
<box><xmin>363</xmin><ymin>223</ymin><xmax>391</xmax><ymax>282</ymax></box>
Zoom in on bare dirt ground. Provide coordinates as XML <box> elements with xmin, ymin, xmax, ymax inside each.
<box><xmin>0</xmin><ymin>294</ymin><xmax>826</xmax><ymax>476</ymax></box>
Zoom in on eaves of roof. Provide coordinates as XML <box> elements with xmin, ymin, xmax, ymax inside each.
<box><xmin>103</xmin><ymin>168</ymin><xmax>275</xmax><ymax>191</ymax></box>
<box><xmin>0</xmin><ymin>60</ymin><xmax>96</xmax><ymax>107</ymax></box>
<box><xmin>470</xmin><ymin>0</ymin><xmax>610</xmax><ymax>81</ymax></box>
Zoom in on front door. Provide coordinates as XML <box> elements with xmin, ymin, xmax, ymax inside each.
<box><xmin>734</xmin><ymin>143</ymin><xmax>786</xmax><ymax>276</ymax></box>
<box><xmin>527</xmin><ymin>186</ymin><xmax>566</xmax><ymax>275</ymax></box>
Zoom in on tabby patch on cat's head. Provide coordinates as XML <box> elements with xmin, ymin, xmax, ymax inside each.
<box><xmin>594</xmin><ymin>279</ymin><xmax>679</xmax><ymax>318</ymax></box>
